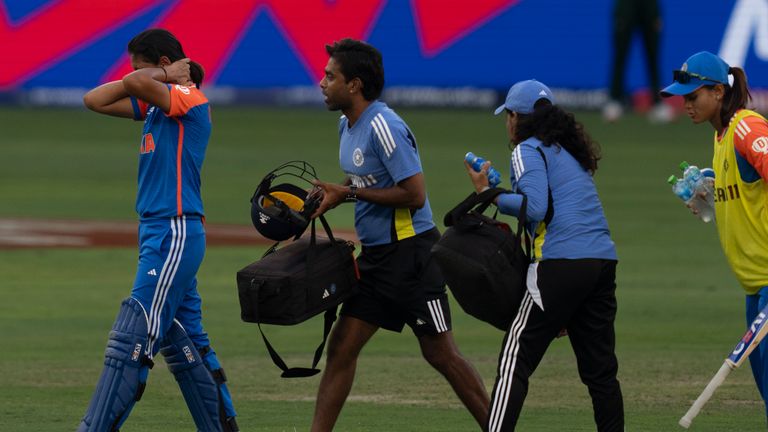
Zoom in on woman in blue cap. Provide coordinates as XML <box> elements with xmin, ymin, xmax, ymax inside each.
<box><xmin>661</xmin><ymin>51</ymin><xmax>768</xmax><ymax>418</ymax></box>
<box><xmin>464</xmin><ymin>79</ymin><xmax>624</xmax><ymax>431</ymax></box>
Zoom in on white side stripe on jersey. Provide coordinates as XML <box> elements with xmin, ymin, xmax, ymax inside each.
<box><xmin>427</xmin><ymin>299</ymin><xmax>448</xmax><ymax>333</ymax></box>
<box><xmin>488</xmin><ymin>293</ymin><xmax>535</xmax><ymax>432</ymax></box>
<box><xmin>512</xmin><ymin>146</ymin><xmax>525</xmax><ymax>179</ymax></box>
<box><xmin>147</xmin><ymin>215</ymin><xmax>187</xmax><ymax>357</ymax></box>
<box><xmin>371</xmin><ymin>114</ymin><xmax>397</xmax><ymax>158</ymax></box>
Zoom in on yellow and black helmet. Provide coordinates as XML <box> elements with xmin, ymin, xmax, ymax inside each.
<box><xmin>250</xmin><ymin>161</ymin><xmax>320</xmax><ymax>241</ymax></box>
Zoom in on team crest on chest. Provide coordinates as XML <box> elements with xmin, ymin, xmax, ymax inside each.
<box><xmin>353</xmin><ymin>148</ymin><xmax>364</xmax><ymax>167</ymax></box>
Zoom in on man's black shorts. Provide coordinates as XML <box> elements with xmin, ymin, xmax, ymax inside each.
<box><xmin>341</xmin><ymin>227</ymin><xmax>451</xmax><ymax>336</ymax></box>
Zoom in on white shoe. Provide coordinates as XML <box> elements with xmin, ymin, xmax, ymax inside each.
<box><xmin>649</xmin><ymin>103</ymin><xmax>674</xmax><ymax>124</ymax></box>
<box><xmin>602</xmin><ymin>101</ymin><xmax>623</xmax><ymax>122</ymax></box>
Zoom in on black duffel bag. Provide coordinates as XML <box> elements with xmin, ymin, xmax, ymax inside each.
<box><xmin>237</xmin><ymin>216</ymin><xmax>358</xmax><ymax>377</ymax></box>
<box><xmin>431</xmin><ymin>188</ymin><xmax>530</xmax><ymax>330</ymax></box>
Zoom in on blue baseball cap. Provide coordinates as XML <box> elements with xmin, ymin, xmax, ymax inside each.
<box><xmin>660</xmin><ymin>51</ymin><xmax>730</xmax><ymax>97</ymax></box>
<box><xmin>494</xmin><ymin>79</ymin><xmax>555</xmax><ymax>115</ymax></box>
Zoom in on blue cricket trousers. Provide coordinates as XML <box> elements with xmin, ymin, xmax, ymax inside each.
<box><xmin>746</xmin><ymin>286</ymin><xmax>768</xmax><ymax>417</ymax></box>
<box><xmin>132</xmin><ymin>215</ymin><xmax>210</xmax><ymax>357</ymax></box>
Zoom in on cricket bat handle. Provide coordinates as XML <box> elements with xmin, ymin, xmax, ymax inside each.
<box><xmin>679</xmin><ymin>361</ymin><xmax>734</xmax><ymax>428</ymax></box>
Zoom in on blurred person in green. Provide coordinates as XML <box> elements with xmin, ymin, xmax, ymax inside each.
<box><xmin>603</xmin><ymin>0</ymin><xmax>673</xmax><ymax>123</ymax></box>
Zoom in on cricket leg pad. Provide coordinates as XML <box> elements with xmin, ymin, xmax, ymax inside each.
<box><xmin>198</xmin><ymin>345</ymin><xmax>239</xmax><ymax>431</ymax></box>
<box><xmin>78</xmin><ymin>297</ymin><xmax>153</xmax><ymax>432</ymax></box>
<box><xmin>160</xmin><ymin>321</ymin><xmax>222</xmax><ymax>432</ymax></box>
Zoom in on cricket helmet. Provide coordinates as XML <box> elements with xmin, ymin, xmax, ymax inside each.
<box><xmin>250</xmin><ymin>161</ymin><xmax>320</xmax><ymax>241</ymax></box>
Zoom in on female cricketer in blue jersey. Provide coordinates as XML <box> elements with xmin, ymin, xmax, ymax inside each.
<box><xmin>465</xmin><ymin>80</ymin><xmax>624</xmax><ymax>431</ymax></box>
<box><xmin>78</xmin><ymin>29</ymin><xmax>237</xmax><ymax>431</ymax></box>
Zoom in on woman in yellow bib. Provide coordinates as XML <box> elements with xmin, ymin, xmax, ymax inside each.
<box><xmin>661</xmin><ymin>51</ymin><xmax>768</xmax><ymax>418</ymax></box>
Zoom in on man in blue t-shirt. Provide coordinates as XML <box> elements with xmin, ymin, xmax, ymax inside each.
<box><xmin>309</xmin><ymin>39</ymin><xmax>489</xmax><ymax>431</ymax></box>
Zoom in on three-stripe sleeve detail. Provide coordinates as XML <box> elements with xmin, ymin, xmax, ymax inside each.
<box><xmin>371</xmin><ymin>114</ymin><xmax>397</xmax><ymax>158</ymax></box>
<box><xmin>735</xmin><ymin>119</ymin><xmax>751</xmax><ymax>140</ymax></box>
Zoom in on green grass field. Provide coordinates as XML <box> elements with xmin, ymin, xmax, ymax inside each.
<box><xmin>0</xmin><ymin>106</ymin><xmax>764</xmax><ymax>431</ymax></box>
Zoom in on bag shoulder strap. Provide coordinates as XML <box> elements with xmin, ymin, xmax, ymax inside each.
<box><xmin>534</xmin><ymin>146</ymin><xmax>554</xmax><ymax>225</ymax></box>
<box><xmin>252</xmin><ymin>215</ymin><xmax>344</xmax><ymax>378</ymax></box>
<box><xmin>444</xmin><ymin>187</ymin><xmax>509</xmax><ymax>227</ymax></box>
<box><xmin>250</xmin><ymin>280</ymin><xmax>338</xmax><ymax>378</ymax></box>
<box><xmin>261</xmin><ymin>214</ymin><xmax>335</xmax><ymax>260</ymax></box>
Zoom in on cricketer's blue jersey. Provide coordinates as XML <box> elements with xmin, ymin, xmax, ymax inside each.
<box><xmin>496</xmin><ymin>137</ymin><xmax>617</xmax><ymax>261</ymax></box>
<box><xmin>130</xmin><ymin>84</ymin><xmax>211</xmax><ymax>220</ymax></box>
<box><xmin>338</xmin><ymin>101</ymin><xmax>435</xmax><ymax>246</ymax></box>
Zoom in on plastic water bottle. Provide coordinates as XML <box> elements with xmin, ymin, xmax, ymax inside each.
<box><xmin>677</xmin><ymin>161</ymin><xmax>716</xmax><ymax>223</ymax></box>
<box><xmin>668</xmin><ymin>175</ymin><xmax>694</xmax><ymax>202</ymax></box>
<box><xmin>680</xmin><ymin>161</ymin><xmax>703</xmax><ymax>185</ymax></box>
<box><xmin>465</xmin><ymin>152</ymin><xmax>502</xmax><ymax>188</ymax></box>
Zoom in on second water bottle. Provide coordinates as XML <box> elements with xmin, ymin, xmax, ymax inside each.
<box><xmin>465</xmin><ymin>152</ymin><xmax>502</xmax><ymax>188</ymax></box>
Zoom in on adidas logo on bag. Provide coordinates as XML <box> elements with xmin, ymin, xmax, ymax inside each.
<box><xmin>322</xmin><ymin>283</ymin><xmax>337</xmax><ymax>299</ymax></box>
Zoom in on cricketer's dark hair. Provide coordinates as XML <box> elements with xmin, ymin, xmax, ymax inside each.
<box><xmin>127</xmin><ymin>28</ymin><xmax>205</xmax><ymax>87</ymax></box>
<box><xmin>511</xmin><ymin>98</ymin><xmax>602</xmax><ymax>173</ymax></box>
<box><xmin>717</xmin><ymin>66</ymin><xmax>752</xmax><ymax>127</ymax></box>
<box><xmin>325</xmin><ymin>38</ymin><xmax>384</xmax><ymax>101</ymax></box>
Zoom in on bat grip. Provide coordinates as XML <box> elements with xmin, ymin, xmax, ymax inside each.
<box><xmin>679</xmin><ymin>362</ymin><xmax>733</xmax><ymax>428</ymax></box>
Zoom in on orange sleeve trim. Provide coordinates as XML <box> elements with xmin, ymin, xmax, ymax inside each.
<box><xmin>733</xmin><ymin>115</ymin><xmax>768</xmax><ymax>181</ymax></box>
<box><xmin>137</xmin><ymin>98</ymin><xmax>149</xmax><ymax>119</ymax></box>
<box><xmin>167</xmin><ymin>85</ymin><xmax>208</xmax><ymax>118</ymax></box>
<box><xmin>174</xmin><ymin>117</ymin><xmax>185</xmax><ymax>216</ymax></box>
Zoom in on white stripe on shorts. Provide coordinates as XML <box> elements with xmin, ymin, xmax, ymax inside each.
<box><xmin>427</xmin><ymin>299</ymin><xmax>448</xmax><ymax>333</ymax></box>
